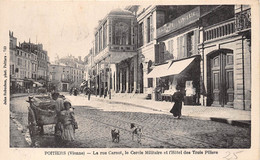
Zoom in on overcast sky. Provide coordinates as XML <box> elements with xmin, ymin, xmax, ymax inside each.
<box><xmin>6</xmin><ymin>1</ymin><xmax>127</xmax><ymax>62</ymax></box>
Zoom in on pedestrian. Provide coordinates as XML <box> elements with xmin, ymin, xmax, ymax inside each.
<box><xmin>87</xmin><ymin>87</ymin><xmax>91</xmax><ymax>100</ymax></box>
<box><xmin>104</xmin><ymin>86</ymin><xmax>107</xmax><ymax>98</ymax></box>
<box><xmin>170</xmin><ymin>85</ymin><xmax>184</xmax><ymax>119</ymax></box>
<box><xmin>60</xmin><ymin>101</ymin><xmax>76</xmax><ymax>141</ymax></box>
<box><xmin>51</xmin><ymin>92</ymin><xmax>65</xmax><ymax>136</ymax></box>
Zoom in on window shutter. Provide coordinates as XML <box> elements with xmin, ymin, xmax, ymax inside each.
<box><xmin>194</xmin><ymin>29</ymin><xmax>199</xmax><ymax>55</ymax></box>
<box><xmin>183</xmin><ymin>34</ymin><xmax>188</xmax><ymax>58</ymax></box>
<box><xmin>180</xmin><ymin>36</ymin><xmax>184</xmax><ymax>58</ymax></box>
<box><xmin>177</xmin><ymin>37</ymin><xmax>180</xmax><ymax>59</ymax></box>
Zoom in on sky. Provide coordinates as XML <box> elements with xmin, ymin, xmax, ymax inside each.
<box><xmin>5</xmin><ymin>1</ymin><xmax>127</xmax><ymax>62</ymax></box>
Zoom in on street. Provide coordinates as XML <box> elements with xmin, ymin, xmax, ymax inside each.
<box><xmin>10</xmin><ymin>94</ymin><xmax>251</xmax><ymax>148</ymax></box>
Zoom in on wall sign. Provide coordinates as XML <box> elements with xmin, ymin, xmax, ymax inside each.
<box><xmin>157</xmin><ymin>7</ymin><xmax>200</xmax><ymax>38</ymax></box>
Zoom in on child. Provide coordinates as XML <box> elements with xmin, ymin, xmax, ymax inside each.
<box><xmin>60</xmin><ymin>101</ymin><xmax>77</xmax><ymax>141</ymax></box>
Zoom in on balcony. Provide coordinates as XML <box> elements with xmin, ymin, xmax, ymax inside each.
<box><xmin>204</xmin><ymin>18</ymin><xmax>235</xmax><ymax>42</ymax></box>
<box><xmin>94</xmin><ymin>44</ymin><xmax>137</xmax><ymax>64</ymax></box>
<box><xmin>235</xmin><ymin>8</ymin><xmax>251</xmax><ymax>32</ymax></box>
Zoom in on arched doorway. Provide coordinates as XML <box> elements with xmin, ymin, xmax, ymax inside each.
<box><xmin>207</xmin><ymin>49</ymin><xmax>234</xmax><ymax>107</ymax></box>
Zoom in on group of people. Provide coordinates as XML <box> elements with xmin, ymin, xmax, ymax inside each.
<box><xmin>51</xmin><ymin>92</ymin><xmax>77</xmax><ymax>142</ymax></box>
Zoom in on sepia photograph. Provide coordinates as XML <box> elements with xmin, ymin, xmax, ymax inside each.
<box><xmin>1</xmin><ymin>0</ymin><xmax>259</xmax><ymax>159</ymax></box>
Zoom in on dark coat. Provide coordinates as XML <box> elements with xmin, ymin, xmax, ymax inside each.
<box><xmin>170</xmin><ymin>91</ymin><xmax>184</xmax><ymax>117</ymax></box>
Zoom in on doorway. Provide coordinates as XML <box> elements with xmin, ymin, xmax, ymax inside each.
<box><xmin>208</xmin><ymin>50</ymin><xmax>234</xmax><ymax>107</ymax></box>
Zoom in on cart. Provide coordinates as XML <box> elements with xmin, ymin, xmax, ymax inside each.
<box><xmin>26</xmin><ymin>95</ymin><xmax>57</xmax><ymax>137</ymax></box>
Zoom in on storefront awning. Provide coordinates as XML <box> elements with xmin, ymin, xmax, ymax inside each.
<box><xmin>33</xmin><ymin>81</ymin><xmax>43</xmax><ymax>87</ymax></box>
<box><xmin>147</xmin><ymin>57</ymin><xmax>196</xmax><ymax>78</ymax></box>
<box><xmin>146</xmin><ymin>62</ymin><xmax>172</xmax><ymax>78</ymax></box>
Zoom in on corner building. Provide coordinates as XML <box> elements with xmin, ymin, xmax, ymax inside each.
<box><xmin>93</xmin><ymin>9</ymin><xmax>138</xmax><ymax>96</ymax></box>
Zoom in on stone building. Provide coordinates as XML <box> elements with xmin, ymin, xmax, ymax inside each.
<box><xmin>9</xmin><ymin>32</ymin><xmax>50</xmax><ymax>93</ymax></box>
<box><xmin>199</xmin><ymin>5</ymin><xmax>251</xmax><ymax>110</ymax></box>
<box><xmin>86</xmin><ymin>5</ymin><xmax>251</xmax><ymax>110</ymax></box>
<box><xmin>49</xmin><ymin>55</ymin><xmax>86</xmax><ymax>92</ymax></box>
<box><xmin>92</xmin><ymin>8</ymin><xmax>138</xmax><ymax>97</ymax></box>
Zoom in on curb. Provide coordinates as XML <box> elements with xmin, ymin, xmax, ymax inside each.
<box><xmin>11</xmin><ymin>94</ymin><xmax>30</xmax><ymax>99</ymax></box>
<box><xmin>89</xmin><ymin>95</ymin><xmax>251</xmax><ymax>128</ymax></box>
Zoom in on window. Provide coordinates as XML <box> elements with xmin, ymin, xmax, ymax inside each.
<box><xmin>11</xmin><ymin>65</ymin><xmax>14</xmax><ymax>75</ymax></box>
<box><xmin>138</xmin><ymin>22</ymin><xmax>144</xmax><ymax>47</ymax></box>
<box><xmin>187</xmin><ymin>32</ymin><xmax>194</xmax><ymax>57</ymax></box>
<box><xmin>114</xmin><ymin>22</ymin><xmax>130</xmax><ymax>45</ymax></box>
<box><xmin>95</xmin><ymin>33</ymin><xmax>98</xmax><ymax>54</ymax></box>
<box><xmin>99</xmin><ymin>28</ymin><xmax>103</xmax><ymax>51</ymax></box>
<box><xmin>168</xmin><ymin>39</ymin><xmax>174</xmax><ymax>55</ymax></box>
<box><xmin>18</xmin><ymin>58</ymin><xmax>22</xmax><ymax>66</ymax></box>
<box><xmin>148</xmin><ymin>78</ymin><xmax>153</xmax><ymax>88</ymax></box>
<box><xmin>147</xmin><ymin>17</ymin><xmax>151</xmax><ymax>43</ymax></box>
<box><xmin>103</xmin><ymin>21</ymin><xmax>107</xmax><ymax>48</ymax></box>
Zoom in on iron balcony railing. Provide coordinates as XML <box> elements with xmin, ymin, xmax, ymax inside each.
<box><xmin>235</xmin><ymin>8</ymin><xmax>251</xmax><ymax>32</ymax></box>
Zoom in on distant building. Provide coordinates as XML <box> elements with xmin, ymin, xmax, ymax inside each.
<box><xmin>49</xmin><ymin>55</ymin><xmax>86</xmax><ymax>92</ymax></box>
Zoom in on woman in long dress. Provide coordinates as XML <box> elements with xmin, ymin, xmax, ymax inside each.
<box><xmin>170</xmin><ymin>86</ymin><xmax>184</xmax><ymax>119</ymax></box>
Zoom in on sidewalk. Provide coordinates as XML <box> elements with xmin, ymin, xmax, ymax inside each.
<box><xmin>10</xmin><ymin>93</ymin><xmax>31</xmax><ymax>98</ymax></box>
<box><xmin>88</xmin><ymin>94</ymin><xmax>251</xmax><ymax>128</ymax></box>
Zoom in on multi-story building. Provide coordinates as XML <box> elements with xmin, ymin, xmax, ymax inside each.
<box><xmin>92</xmin><ymin>8</ymin><xmax>138</xmax><ymax>97</ymax></box>
<box><xmin>199</xmin><ymin>5</ymin><xmax>251</xmax><ymax>110</ymax></box>
<box><xmin>9</xmin><ymin>32</ymin><xmax>19</xmax><ymax>93</ymax></box>
<box><xmin>85</xmin><ymin>5</ymin><xmax>251</xmax><ymax>110</ymax></box>
<box><xmin>9</xmin><ymin>32</ymin><xmax>50</xmax><ymax>93</ymax></box>
<box><xmin>50</xmin><ymin>55</ymin><xmax>86</xmax><ymax>92</ymax></box>
<box><xmin>127</xmin><ymin>5</ymin><xmax>251</xmax><ymax>110</ymax></box>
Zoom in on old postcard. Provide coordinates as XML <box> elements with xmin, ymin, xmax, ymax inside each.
<box><xmin>0</xmin><ymin>0</ymin><xmax>259</xmax><ymax>159</ymax></box>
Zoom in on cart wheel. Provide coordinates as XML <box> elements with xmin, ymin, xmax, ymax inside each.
<box><xmin>28</xmin><ymin>108</ymin><xmax>37</xmax><ymax>137</ymax></box>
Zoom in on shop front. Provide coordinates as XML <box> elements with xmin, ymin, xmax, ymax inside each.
<box><xmin>147</xmin><ymin>55</ymin><xmax>200</xmax><ymax>105</ymax></box>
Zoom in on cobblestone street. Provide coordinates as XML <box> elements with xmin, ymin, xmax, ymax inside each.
<box><xmin>10</xmin><ymin>95</ymin><xmax>251</xmax><ymax>148</ymax></box>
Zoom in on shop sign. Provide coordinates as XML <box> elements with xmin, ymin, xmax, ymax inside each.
<box><xmin>157</xmin><ymin>7</ymin><xmax>200</xmax><ymax>38</ymax></box>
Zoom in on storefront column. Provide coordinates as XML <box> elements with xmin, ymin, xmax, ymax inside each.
<box><xmin>98</xmin><ymin>63</ymin><xmax>102</xmax><ymax>97</ymax></box>
<box><xmin>119</xmin><ymin>69</ymin><xmax>122</xmax><ymax>93</ymax></box>
<box><xmin>126</xmin><ymin>66</ymin><xmax>129</xmax><ymax>93</ymax></box>
<box><xmin>133</xmin><ymin>56</ymin><xmax>137</xmax><ymax>93</ymax></box>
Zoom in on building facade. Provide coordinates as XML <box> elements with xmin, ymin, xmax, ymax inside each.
<box><xmin>85</xmin><ymin>5</ymin><xmax>251</xmax><ymax>110</ymax></box>
<box><xmin>199</xmin><ymin>5</ymin><xmax>251</xmax><ymax>110</ymax></box>
<box><xmin>92</xmin><ymin>8</ymin><xmax>138</xmax><ymax>97</ymax></box>
<box><xmin>50</xmin><ymin>55</ymin><xmax>86</xmax><ymax>92</ymax></box>
<box><xmin>9</xmin><ymin>32</ymin><xmax>49</xmax><ymax>93</ymax></box>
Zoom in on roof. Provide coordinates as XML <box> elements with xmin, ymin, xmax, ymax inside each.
<box><xmin>108</xmin><ymin>8</ymin><xmax>134</xmax><ymax>16</ymax></box>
